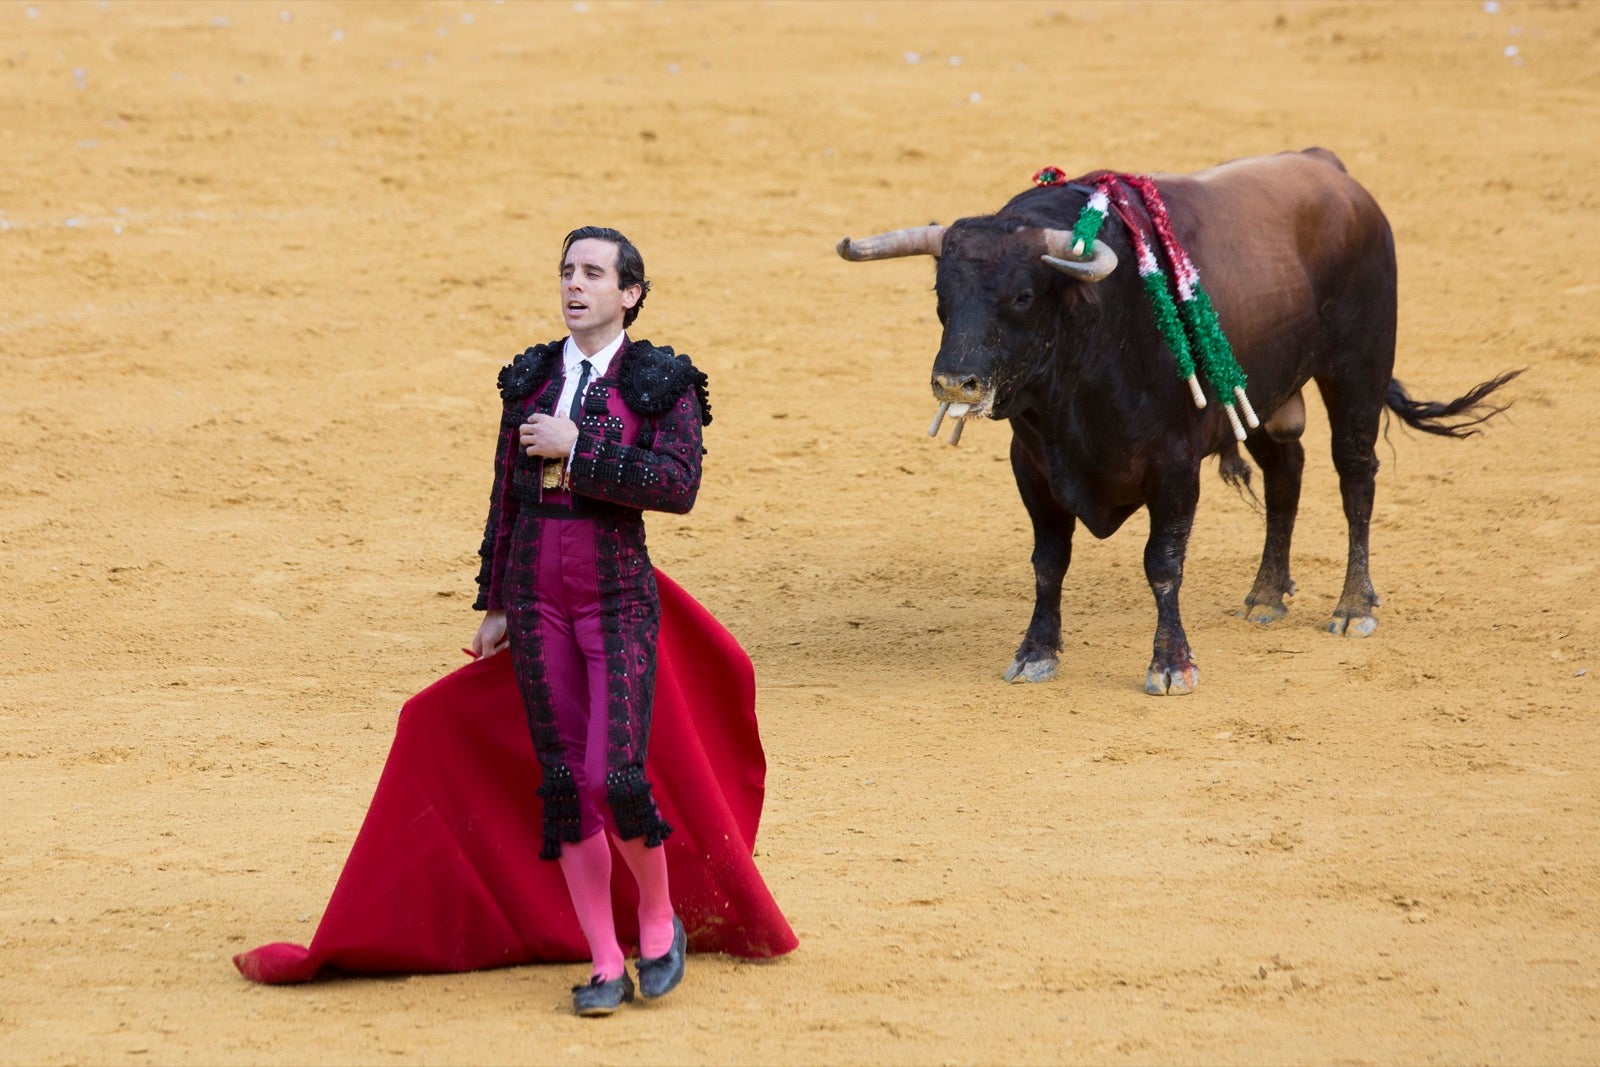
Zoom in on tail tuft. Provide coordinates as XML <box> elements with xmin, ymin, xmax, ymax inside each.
<box><xmin>1385</xmin><ymin>369</ymin><xmax>1523</xmax><ymax>439</ymax></box>
<box><xmin>1218</xmin><ymin>443</ymin><xmax>1260</xmax><ymax>509</ymax></box>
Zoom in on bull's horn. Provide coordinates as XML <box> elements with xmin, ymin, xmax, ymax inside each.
<box><xmin>1039</xmin><ymin>230</ymin><xmax>1118</xmax><ymax>282</ymax></box>
<box><xmin>836</xmin><ymin>224</ymin><xmax>946</xmax><ymax>261</ymax></box>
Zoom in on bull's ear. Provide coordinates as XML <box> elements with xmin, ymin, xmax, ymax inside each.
<box><xmin>1041</xmin><ymin>239</ymin><xmax>1118</xmax><ymax>282</ymax></box>
<box><xmin>836</xmin><ymin>225</ymin><xmax>946</xmax><ymax>261</ymax></box>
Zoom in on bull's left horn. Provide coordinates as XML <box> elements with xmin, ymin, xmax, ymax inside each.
<box><xmin>1039</xmin><ymin>230</ymin><xmax>1118</xmax><ymax>282</ymax></box>
<box><xmin>836</xmin><ymin>224</ymin><xmax>946</xmax><ymax>261</ymax></box>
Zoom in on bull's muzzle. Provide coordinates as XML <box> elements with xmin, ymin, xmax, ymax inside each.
<box><xmin>929</xmin><ymin>372</ymin><xmax>994</xmax><ymax>446</ymax></box>
<box><xmin>932</xmin><ymin>371</ymin><xmax>989</xmax><ymax>404</ymax></box>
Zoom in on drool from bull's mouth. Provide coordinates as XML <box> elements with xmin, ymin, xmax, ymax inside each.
<box><xmin>928</xmin><ymin>401</ymin><xmax>974</xmax><ymax>445</ymax></box>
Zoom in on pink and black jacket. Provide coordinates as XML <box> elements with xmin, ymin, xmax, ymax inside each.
<box><xmin>473</xmin><ymin>337</ymin><xmax>710</xmax><ymax>613</ymax></box>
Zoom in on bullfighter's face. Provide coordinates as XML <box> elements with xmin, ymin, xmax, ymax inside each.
<box><xmin>560</xmin><ymin>238</ymin><xmax>641</xmax><ymax>349</ymax></box>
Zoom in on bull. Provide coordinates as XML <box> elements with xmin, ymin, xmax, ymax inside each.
<box><xmin>838</xmin><ymin>148</ymin><xmax>1518</xmax><ymax>695</ymax></box>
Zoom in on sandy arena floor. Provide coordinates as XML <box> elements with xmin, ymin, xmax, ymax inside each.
<box><xmin>2</xmin><ymin>1</ymin><xmax>1598</xmax><ymax>1064</ymax></box>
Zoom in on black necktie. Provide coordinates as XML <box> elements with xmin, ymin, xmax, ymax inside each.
<box><xmin>567</xmin><ymin>359</ymin><xmax>592</xmax><ymax>422</ymax></box>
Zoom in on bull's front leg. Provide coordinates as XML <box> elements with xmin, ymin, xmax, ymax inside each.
<box><xmin>1004</xmin><ymin>444</ymin><xmax>1075</xmax><ymax>683</ymax></box>
<box><xmin>1143</xmin><ymin>473</ymin><xmax>1201</xmax><ymax>696</ymax></box>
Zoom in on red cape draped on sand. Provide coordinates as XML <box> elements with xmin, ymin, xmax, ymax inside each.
<box><xmin>234</xmin><ymin>571</ymin><xmax>797</xmax><ymax>983</ymax></box>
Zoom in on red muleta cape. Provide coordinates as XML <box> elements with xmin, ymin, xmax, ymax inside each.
<box><xmin>234</xmin><ymin>571</ymin><xmax>797</xmax><ymax>983</ymax></box>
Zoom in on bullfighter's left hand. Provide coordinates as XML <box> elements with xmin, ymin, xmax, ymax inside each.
<box><xmin>521</xmin><ymin>413</ymin><xmax>579</xmax><ymax>458</ymax></box>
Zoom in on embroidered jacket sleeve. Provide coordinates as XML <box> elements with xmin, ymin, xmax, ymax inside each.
<box><xmin>569</xmin><ymin>385</ymin><xmax>703</xmax><ymax>514</ymax></box>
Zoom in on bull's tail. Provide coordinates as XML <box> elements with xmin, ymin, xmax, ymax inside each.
<box><xmin>1384</xmin><ymin>369</ymin><xmax>1523</xmax><ymax>439</ymax></box>
<box><xmin>1217</xmin><ymin>442</ymin><xmax>1260</xmax><ymax>510</ymax></box>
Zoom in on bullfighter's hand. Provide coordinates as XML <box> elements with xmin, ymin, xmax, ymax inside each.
<box><xmin>520</xmin><ymin>414</ymin><xmax>579</xmax><ymax>458</ymax></box>
<box><xmin>472</xmin><ymin>610</ymin><xmax>509</xmax><ymax>659</ymax></box>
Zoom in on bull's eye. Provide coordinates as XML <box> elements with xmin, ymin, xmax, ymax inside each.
<box><xmin>1013</xmin><ymin>289</ymin><xmax>1035</xmax><ymax>311</ymax></box>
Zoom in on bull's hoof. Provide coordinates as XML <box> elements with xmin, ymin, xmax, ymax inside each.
<box><xmin>1242</xmin><ymin>601</ymin><xmax>1288</xmax><ymax>625</ymax></box>
<box><xmin>1327</xmin><ymin>614</ymin><xmax>1378</xmax><ymax>638</ymax></box>
<box><xmin>1242</xmin><ymin>579</ymin><xmax>1294</xmax><ymax>625</ymax></box>
<box><xmin>1146</xmin><ymin>663</ymin><xmax>1200</xmax><ymax>696</ymax></box>
<box><xmin>1003</xmin><ymin>657</ymin><xmax>1058</xmax><ymax>684</ymax></box>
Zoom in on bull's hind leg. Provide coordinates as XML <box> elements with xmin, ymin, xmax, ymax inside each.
<box><xmin>1241</xmin><ymin>396</ymin><xmax>1307</xmax><ymax>624</ymax></box>
<box><xmin>1316</xmin><ymin>377</ymin><xmax>1384</xmax><ymax>637</ymax></box>
<box><xmin>1005</xmin><ymin>442</ymin><xmax>1074</xmax><ymax>683</ymax></box>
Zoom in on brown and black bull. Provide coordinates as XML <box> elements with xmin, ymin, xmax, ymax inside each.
<box><xmin>838</xmin><ymin>147</ymin><xmax>1518</xmax><ymax>695</ymax></box>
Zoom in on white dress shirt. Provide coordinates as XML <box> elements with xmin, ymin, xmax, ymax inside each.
<box><xmin>557</xmin><ymin>331</ymin><xmax>626</xmax><ymax>419</ymax></box>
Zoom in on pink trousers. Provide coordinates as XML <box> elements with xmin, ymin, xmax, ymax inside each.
<box><xmin>531</xmin><ymin>516</ymin><xmax>618</xmax><ymax>840</ymax></box>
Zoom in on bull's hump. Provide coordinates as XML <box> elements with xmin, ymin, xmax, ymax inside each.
<box><xmin>1190</xmin><ymin>148</ymin><xmax>1350</xmax><ymax>188</ymax></box>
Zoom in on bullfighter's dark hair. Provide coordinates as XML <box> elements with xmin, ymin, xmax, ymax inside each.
<box><xmin>561</xmin><ymin>225</ymin><xmax>651</xmax><ymax>328</ymax></box>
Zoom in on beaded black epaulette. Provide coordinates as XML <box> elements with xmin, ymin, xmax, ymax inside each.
<box><xmin>618</xmin><ymin>340</ymin><xmax>712</xmax><ymax>426</ymax></box>
<box><xmin>496</xmin><ymin>342</ymin><xmax>560</xmax><ymax>404</ymax></box>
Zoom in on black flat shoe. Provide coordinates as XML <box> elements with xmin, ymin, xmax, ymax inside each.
<box><xmin>572</xmin><ymin>971</ymin><xmax>635</xmax><ymax>1017</ymax></box>
<box><xmin>636</xmin><ymin>915</ymin><xmax>687</xmax><ymax>1000</ymax></box>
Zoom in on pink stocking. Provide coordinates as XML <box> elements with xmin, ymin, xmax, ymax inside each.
<box><xmin>557</xmin><ymin>831</ymin><xmax>625</xmax><ymax>981</ymax></box>
<box><xmin>610</xmin><ymin>833</ymin><xmax>676</xmax><ymax>959</ymax></box>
